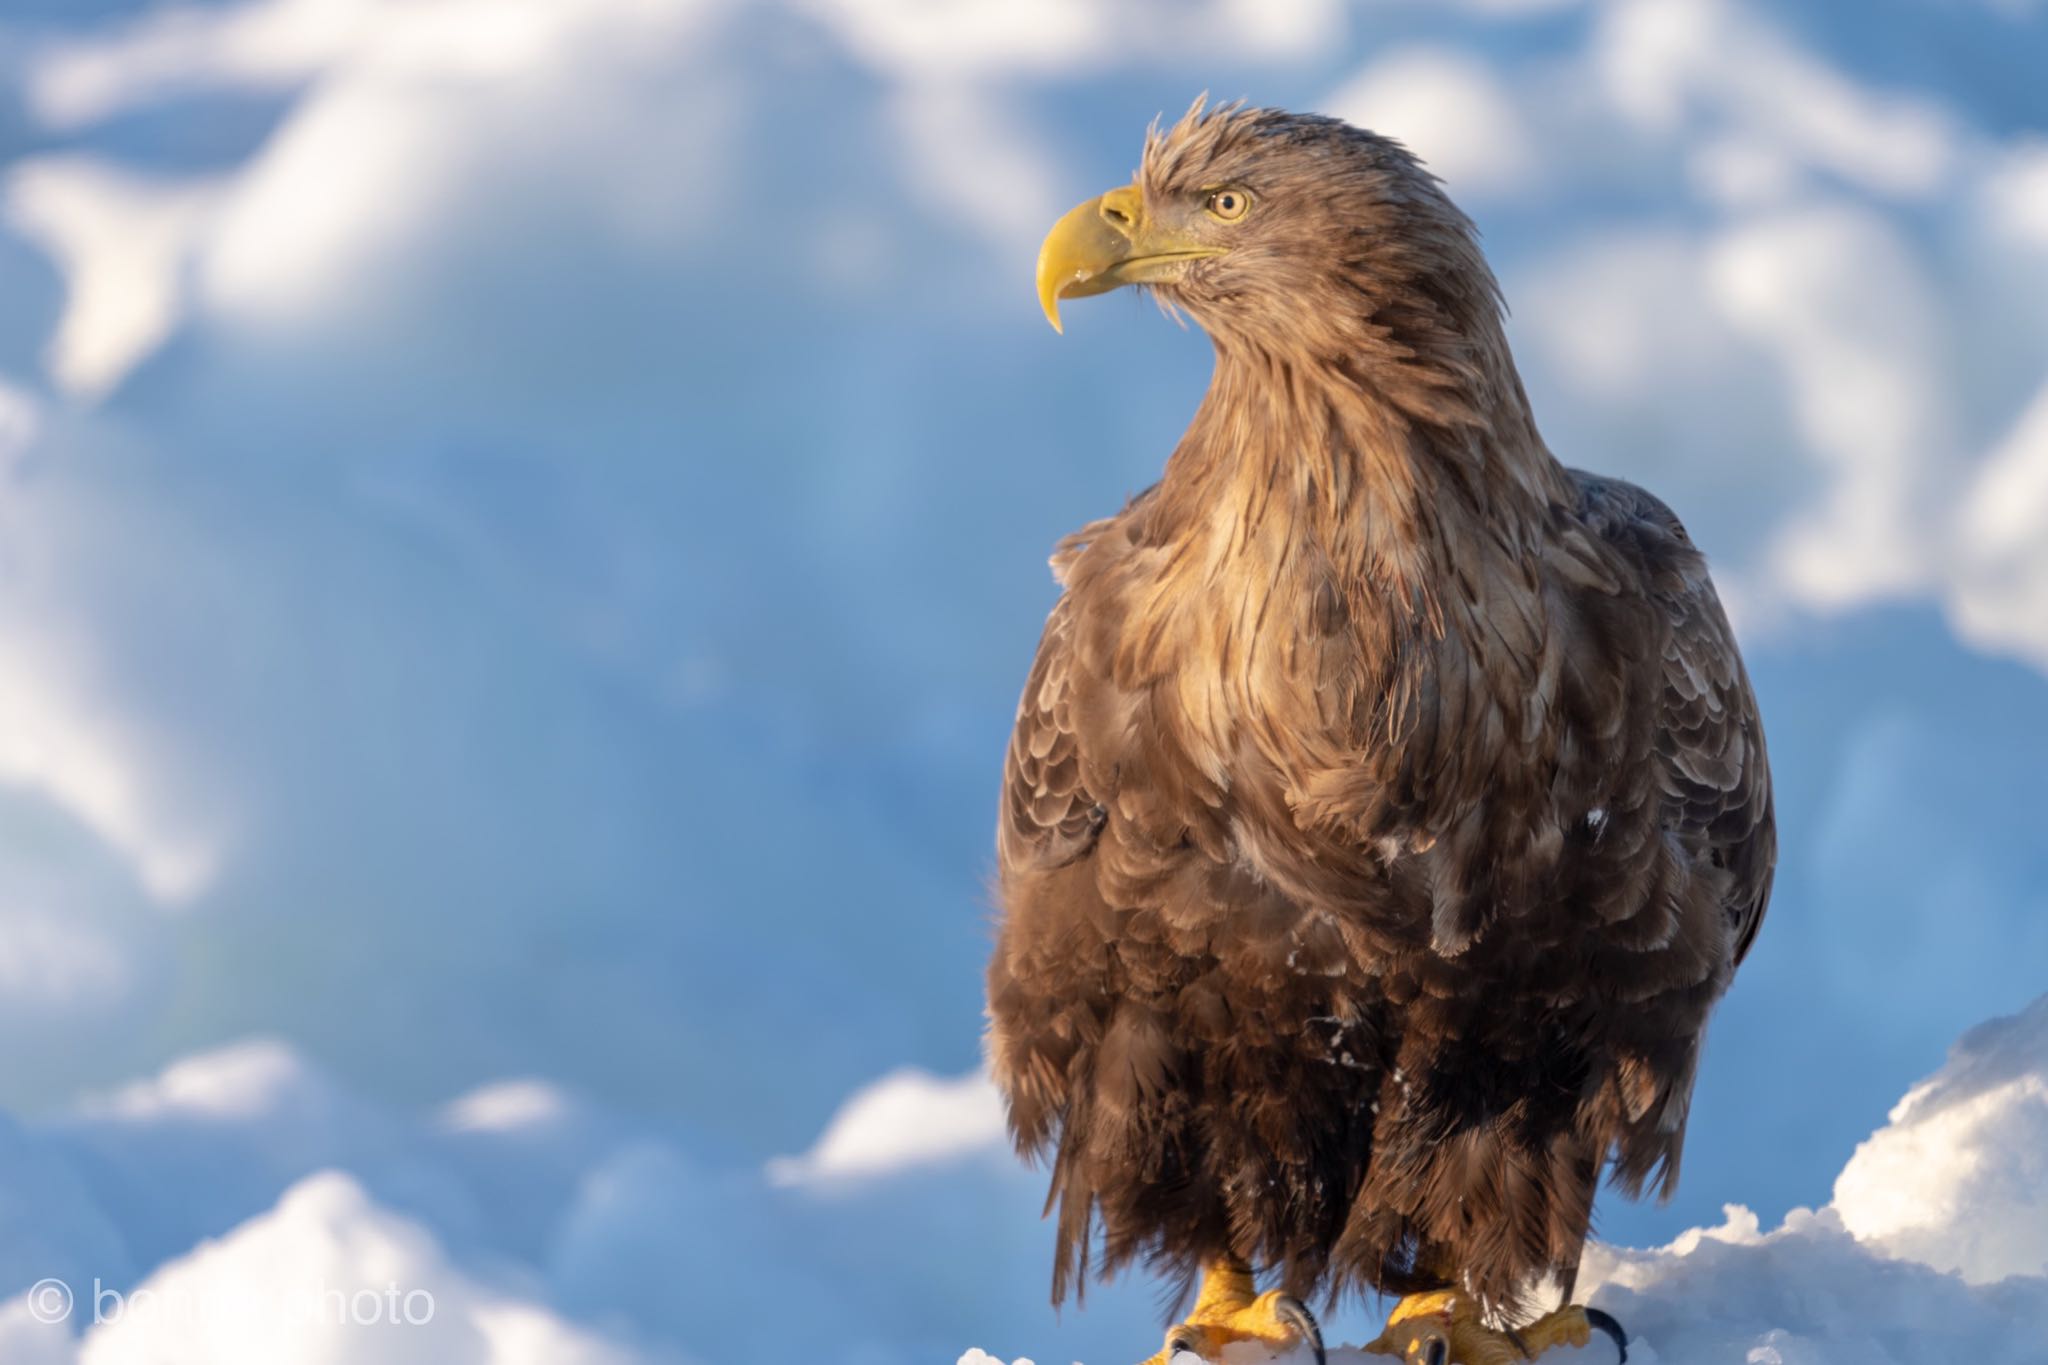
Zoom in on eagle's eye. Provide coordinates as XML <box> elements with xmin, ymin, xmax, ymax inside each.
<box><xmin>1204</xmin><ymin>187</ymin><xmax>1251</xmax><ymax>222</ymax></box>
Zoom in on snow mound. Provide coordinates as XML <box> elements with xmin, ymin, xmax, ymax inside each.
<box><xmin>1580</xmin><ymin>1205</ymin><xmax>2048</xmax><ymax>1365</ymax></box>
<box><xmin>963</xmin><ymin>993</ymin><xmax>2048</xmax><ymax>1365</ymax></box>
<box><xmin>1833</xmin><ymin>993</ymin><xmax>2048</xmax><ymax>1284</ymax></box>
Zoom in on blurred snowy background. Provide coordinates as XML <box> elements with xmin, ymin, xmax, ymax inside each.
<box><xmin>0</xmin><ymin>0</ymin><xmax>2043</xmax><ymax>1360</ymax></box>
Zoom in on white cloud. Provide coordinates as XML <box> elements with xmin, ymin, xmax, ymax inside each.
<box><xmin>0</xmin><ymin>908</ymin><xmax>136</xmax><ymax>1018</ymax></box>
<box><xmin>816</xmin><ymin>0</ymin><xmax>1353</xmax><ymax>265</ymax></box>
<box><xmin>23</xmin><ymin>0</ymin><xmax>713</xmax><ymax>130</ymax></box>
<box><xmin>0</xmin><ymin>625</ymin><xmax>222</xmax><ymax>906</ymax></box>
<box><xmin>196</xmin><ymin>76</ymin><xmax>466</xmax><ymax>323</ymax></box>
<box><xmin>75</xmin><ymin>1172</ymin><xmax>642</xmax><ymax>1365</ymax></box>
<box><xmin>1</xmin><ymin>159</ymin><xmax>224</xmax><ymax>399</ymax></box>
<box><xmin>794</xmin><ymin>0</ymin><xmax>1108</xmax><ymax>77</ymax></box>
<box><xmin>766</xmin><ymin>1067</ymin><xmax>1005</xmax><ymax>1188</ymax></box>
<box><xmin>887</xmin><ymin>85</ymin><xmax>1066</xmax><ymax>255</ymax></box>
<box><xmin>15</xmin><ymin>0</ymin><xmax>729</xmax><ymax>333</ymax></box>
<box><xmin>24</xmin><ymin>0</ymin><xmax>379</xmax><ymax>129</ymax></box>
<box><xmin>118</xmin><ymin>0</ymin><xmax>711</xmax><ymax>323</ymax></box>
<box><xmin>0</xmin><ymin>381</ymin><xmax>40</xmax><ymax>469</ymax></box>
<box><xmin>1686</xmin><ymin>134</ymin><xmax>1803</xmax><ymax>208</ymax></box>
<box><xmin>1325</xmin><ymin>46</ymin><xmax>1536</xmax><ymax>198</ymax></box>
<box><xmin>1439</xmin><ymin>0</ymin><xmax>1582</xmax><ymax>11</ymax></box>
<box><xmin>0</xmin><ymin>1300</ymin><xmax>76</xmax><ymax>1365</ymax></box>
<box><xmin>1199</xmin><ymin>0</ymin><xmax>1345</xmax><ymax>60</ymax></box>
<box><xmin>82</xmin><ymin>1039</ymin><xmax>322</xmax><ymax>1125</ymax></box>
<box><xmin>796</xmin><ymin>0</ymin><xmax>1345</xmax><ymax>78</ymax></box>
<box><xmin>436</xmin><ymin>1081</ymin><xmax>578</xmax><ymax>1137</ymax></box>
<box><xmin>1982</xmin><ymin>139</ymin><xmax>2048</xmax><ymax>248</ymax></box>
<box><xmin>1706</xmin><ymin>204</ymin><xmax>1949</xmax><ymax>609</ymax></box>
<box><xmin>1948</xmin><ymin>383</ymin><xmax>2048</xmax><ymax>671</ymax></box>
<box><xmin>1517</xmin><ymin>231</ymin><xmax>1736</xmax><ymax>400</ymax></box>
<box><xmin>1593</xmin><ymin>0</ymin><xmax>1959</xmax><ymax>200</ymax></box>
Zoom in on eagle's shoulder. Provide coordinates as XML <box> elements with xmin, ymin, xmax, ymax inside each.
<box><xmin>1048</xmin><ymin>481</ymin><xmax>1160</xmax><ymax>583</ymax></box>
<box><xmin>1556</xmin><ymin>468</ymin><xmax>1699</xmax><ymax>586</ymax></box>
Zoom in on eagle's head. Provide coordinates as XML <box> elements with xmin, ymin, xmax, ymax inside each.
<box><xmin>1037</xmin><ymin>101</ymin><xmax>1500</xmax><ymax>369</ymax></box>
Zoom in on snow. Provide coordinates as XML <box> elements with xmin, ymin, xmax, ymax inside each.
<box><xmin>1832</xmin><ymin>996</ymin><xmax>2048</xmax><ymax>1285</ymax></box>
<box><xmin>959</xmin><ymin>993</ymin><xmax>2048</xmax><ymax>1365</ymax></box>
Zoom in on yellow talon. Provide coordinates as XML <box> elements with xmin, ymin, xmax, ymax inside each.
<box><xmin>1364</xmin><ymin>1289</ymin><xmax>1622</xmax><ymax>1364</ymax></box>
<box><xmin>1140</xmin><ymin>1261</ymin><xmax>1325</xmax><ymax>1365</ymax></box>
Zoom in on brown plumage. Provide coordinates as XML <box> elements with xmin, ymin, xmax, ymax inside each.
<box><xmin>986</xmin><ymin>103</ymin><xmax>1775</xmax><ymax>1320</ymax></box>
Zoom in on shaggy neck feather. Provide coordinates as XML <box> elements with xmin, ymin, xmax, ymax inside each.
<box><xmin>1155</xmin><ymin>328</ymin><xmax>1565</xmax><ymax>627</ymax></box>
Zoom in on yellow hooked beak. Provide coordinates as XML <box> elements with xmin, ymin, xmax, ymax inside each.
<box><xmin>1035</xmin><ymin>185</ymin><xmax>1225</xmax><ymax>332</ymax></box>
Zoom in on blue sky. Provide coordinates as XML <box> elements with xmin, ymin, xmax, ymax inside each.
<box><xmin>0</xmin><ymin>0</ymin><xmax>2043</xmax><ymax>1361</ymax></box>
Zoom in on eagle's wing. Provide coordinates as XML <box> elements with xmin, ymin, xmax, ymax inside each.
<box><xmin>999</xmin><ymin>590</ymin><xmax>1105</xmax><ymax>872</ymax></box>
<box><xmin>1579</xmin><ymin>472</ymin><xmax>1775</xmax><ymax>966</ymax></box>
<box><xmin>1655</xmin><ymin>549</ymin><xmax>1775</xmax><ymax>966</ymax></box>
<box><xmin>999</xmin><ymin>507</ymin><xmax>1138</xmax><ymax>874</ymax></box>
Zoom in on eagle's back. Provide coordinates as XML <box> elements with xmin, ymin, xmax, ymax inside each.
<box><xmin>987</xmin><ymin>461</ymin><xmax>1774</xmax><ymax>1311</ymax></box>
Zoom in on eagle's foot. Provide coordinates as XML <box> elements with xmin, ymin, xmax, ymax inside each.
<box><xmin>1364</xmin><ymin>1290</ymin><xmax>1627</xmax><ymax>1365</ymax></box>
<box><xmin>1142</xmin><ymin>1261</ymin><xmax>1324</xmax><ymax>1365</ymax></box>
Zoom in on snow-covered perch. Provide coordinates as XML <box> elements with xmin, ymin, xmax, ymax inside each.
<box><xmin>961</xmin><ymin>993</ymin><xmax>2048</xmax><ymax>1365</ymax></box>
